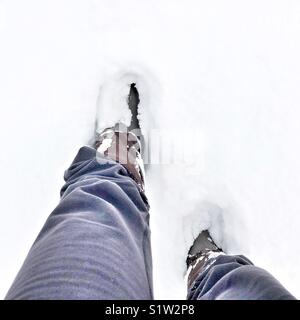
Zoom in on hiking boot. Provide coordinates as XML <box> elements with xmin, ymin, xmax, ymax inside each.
<box><xmin>186</xmin><ymin>230</ymin><xmax>223</xmax><ymax>288</ymax></box>
<box><xmin>94</xmin><ymin>84</ymin><xmax>145</xmax><ymax>192</ymax></box>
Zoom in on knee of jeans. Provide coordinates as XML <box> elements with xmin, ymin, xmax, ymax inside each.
<box><xmin>204</xmin><ymin>260</ymin><xmax>244</xmax><ymax>281</ymax></box>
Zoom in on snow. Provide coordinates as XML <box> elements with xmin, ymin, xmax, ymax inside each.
<box><xmin>1</xmin><ymin>0</ymin><xmax>300</xmax><ymax>299</ymax></box>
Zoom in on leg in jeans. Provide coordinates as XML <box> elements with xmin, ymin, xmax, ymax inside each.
<box><xmin>187</xmin><ymin>253</ymin><xmax>295</xmax><ymax>300</ymax></box>
<box><xmin>5</xmin><ymin>146</ymin><xmax>153</xmax><ymax>300</ymax></box>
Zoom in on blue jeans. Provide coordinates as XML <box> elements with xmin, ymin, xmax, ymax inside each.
<box><xmin>5</xmin><ymin>147</ymin><xmax>295</xmax><ymax>300</ymax></box>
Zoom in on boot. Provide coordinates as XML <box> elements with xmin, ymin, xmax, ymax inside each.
<box><xmin>186</xmin><ymin>230</ymin><xmax>223</xmax><ymax>288</ymax></box>
<box><xmin>94</xmin><ymin>84</ymin><xmax>145</xmax><ymax>193</ymax></box>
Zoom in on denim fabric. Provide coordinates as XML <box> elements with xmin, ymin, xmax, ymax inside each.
<box><xmin>5</xmin><ymin>146</ymin><xmax>295</xmax><ymax>300</ymax></box>
<box><xmin>6</xmin><ymin>146</ymin><xmax>152</xmax><ymax>299</ymax></box>
<box><xmin>187</xmin><ymin>255</ymin><xmax>295</xmax><ymax>300</ymax></box>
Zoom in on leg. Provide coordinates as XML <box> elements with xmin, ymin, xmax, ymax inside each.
<box><xmin>5</xmin><ymin>146</ymin><xmax>152</xmax><ymax>300</ymax></box>
<box><xmin>187</xmin><ymin>237</ymin><xmax>295</xmax><ymax>300</ymax></box>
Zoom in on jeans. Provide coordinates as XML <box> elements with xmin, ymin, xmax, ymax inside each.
<box><xmin>5</xmin><ymin>146</ymin><xmax>295</xmax><ymax>300</ymax></box>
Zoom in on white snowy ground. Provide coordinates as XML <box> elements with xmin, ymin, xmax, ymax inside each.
<box><xmin>1</xmin><ymin>0</ymin><xmax>300</xmax><ymax>299</ymax></box>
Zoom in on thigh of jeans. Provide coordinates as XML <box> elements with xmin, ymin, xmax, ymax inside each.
<box><xmin>5</xmin><ymin>147</ymin><xmax>153</xmax><ymax>300</ymax></box>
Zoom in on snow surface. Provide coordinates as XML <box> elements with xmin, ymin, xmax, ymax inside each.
<box><xmin>1</xmin><ymin>0</ymin><xmax>300</xmax><ymax>299</ymax></box>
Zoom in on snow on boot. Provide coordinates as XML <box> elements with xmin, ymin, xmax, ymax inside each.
<box><xmin>94</xmin><ymin>84</ymin><xmax>146</xmax><ymax>193</ymax></box>
<box><xmin>186</xmin><ymin>230</ymin><xmax>223</xmax><ymax>288</ymax></box>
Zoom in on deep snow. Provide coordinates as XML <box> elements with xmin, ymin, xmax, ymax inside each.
<box><xmin>1</xmin><ymin>0</ymin><xmax>300</xmax><ymax>299</ymax></box>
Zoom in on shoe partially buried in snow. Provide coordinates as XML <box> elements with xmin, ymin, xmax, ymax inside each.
<box><xmin>94</xmin><ymin>84</ymin><xmax>146</xmax><ymax>193</ymax></box>
<box><xmin>186</xmin><ymin>230</ymin><xmax>223</xmax><ymax>288</ymax></box>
